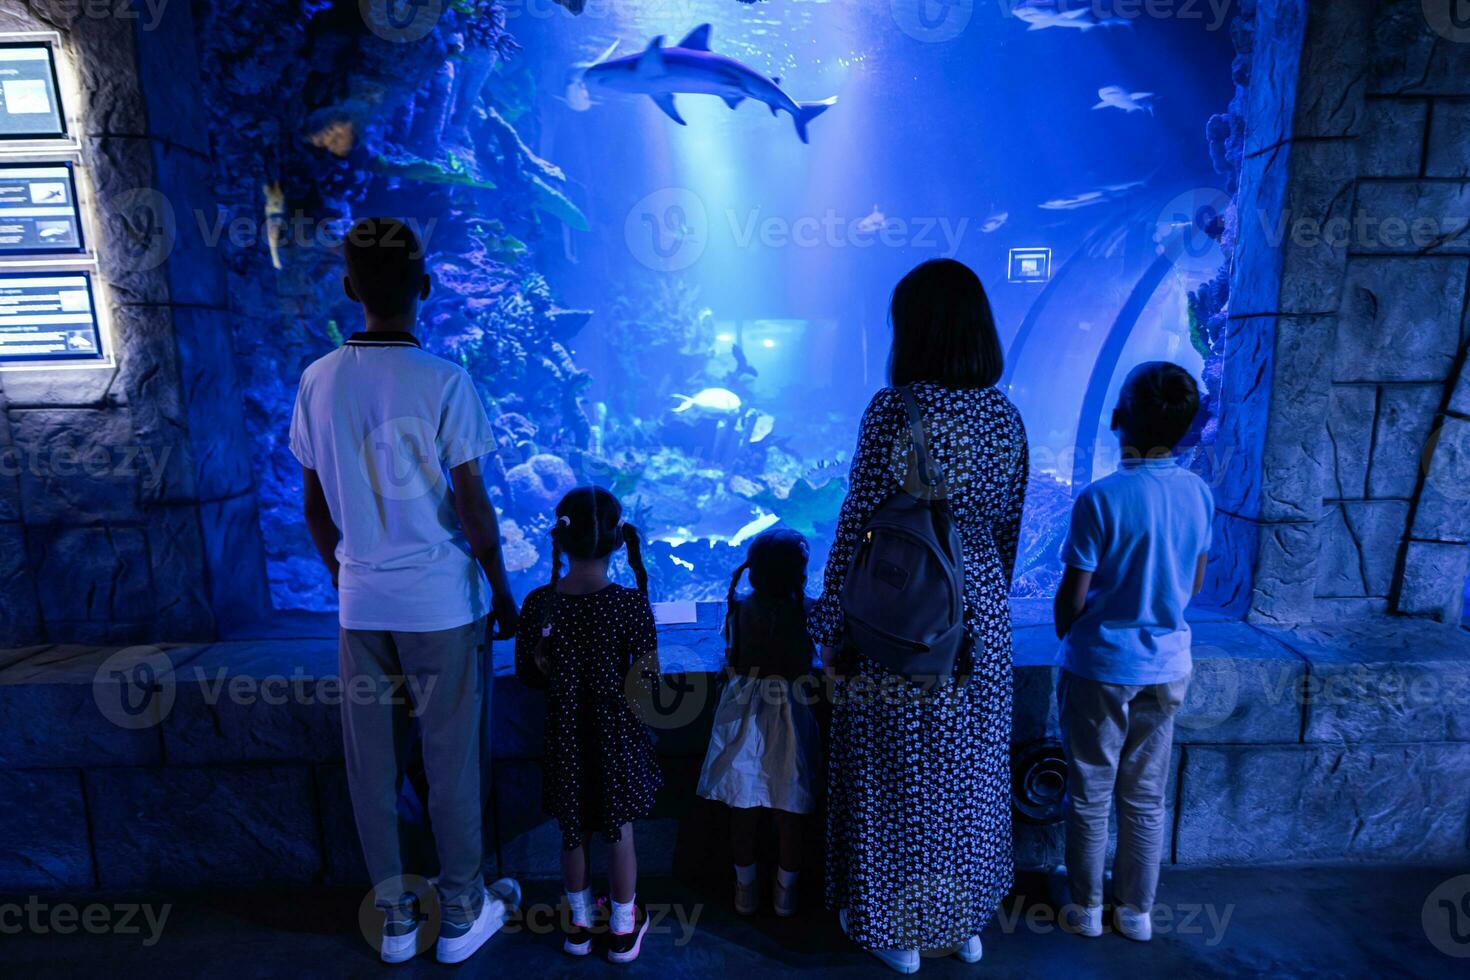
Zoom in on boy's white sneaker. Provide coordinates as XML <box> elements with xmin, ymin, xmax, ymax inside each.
<box><xmin>1115</xmin><ymin>905</ymin><xmax>1153</xmax><ymax>942</ymax></box>
<box><xmin>839</xmin><ymin>909</ymin><xmax>920</xmax><ymax>974</ymax></box>
<box><xmin>379</xmin><ymin>895</ymin><xmax>422</xmax><ymax>964</ymax></box>
<box><xmin>954</xmin><ymin>934</ymin><xmax>983</xmax><ymax>963</ymax></box>
<box><xmin>1063</xmin><ymin>904</ymin><xmax>1104</xmax><ymax>938</ymax></box>
<box><xmin>436</xmin><ymin>878</ymin><xmax>519</xmax><ymax>964</ymax></box>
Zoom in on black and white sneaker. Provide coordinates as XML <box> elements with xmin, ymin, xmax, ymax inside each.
<box><xmin>380</xmin><ymin>895</ymin><xmax>422</xmax><ymax>964</ymax></box>
<box><xmin>436</xmin><ymin>878</ymin><xmax>520</xmax><ymax>964</ymax></box>
<box><xmin>607</xmin><ymin>904</ymin><xmax>649</xmax><ymax>964</ymax></box>
<box><xmin>563</xmin><ymin>920</ymin><xmax>593</xmax><ymax>957</ymax></box>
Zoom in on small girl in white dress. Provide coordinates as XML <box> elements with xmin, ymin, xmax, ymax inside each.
<box><xmin>696</xmin><ymin>528</ymin><xmax>822</xmax><ymax>917</ymax></box>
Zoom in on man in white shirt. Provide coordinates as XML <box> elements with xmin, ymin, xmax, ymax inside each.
<box><xmin>290</xmin><ymin>218</ymin><xmax>519</xmax><ymax>965</ymax></box>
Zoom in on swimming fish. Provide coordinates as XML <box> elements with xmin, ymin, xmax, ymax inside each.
<box><xmin>1039</xmin><ymin>191</ymin><xmax>1105</xmax><ymax>210</ymax></box>
<box><xmin>671</xmin><ymin>387</ymin><xmax>743</xmax><ymax>416</ymax></box>
<box><xmin>1011</xmin><ymin>1</ymin><xmax>1127</xmax><ymax>31</ymax></box>
<box><xmin>980</xmin><ymin>211</ymin><xmax>1009</xmax><ymax>233</ymax></box>
<box><xmin>856</xmin><ymin>205</ymin><xmax>889</xmax><ymax>234</ymax></box>
<box><xmin>1093</xmin><ymin>86</ymin><xmax>1155</xmax><ymax>114</ymax></box>
<box><xmin>582</xmin><ymin>24</ymin><xmax>838</xmax><ymax>143</ymax></box>
<box><xmin>264</xmin><ymin>181</ymin><xmax>286</xmax><ymax>270</ymax></box>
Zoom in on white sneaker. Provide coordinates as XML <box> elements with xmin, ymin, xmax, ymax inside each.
<box><xmin>379</xmin><ymin>895</ymin><xmax>421</xmax><ymax>964</ymax></box>
<box><xmin>839</xmin><ymin>909</ymin><xmax>920</xmax><ymax>974</ymax></box>
<box><xmin>436</xmin><ymin>878</ymin><xmax>518</xmax><ymax>964</ymax></box>
<box><xmin>1116</xmin><ymin>905</ymin><xmax>1153</xmax><ymax>942</ymax></box>
<box><xmin>954</xmin><ymin>934</ymin><xmax>982</xmax><ymax>963</ymax></box>
<box><xmin>1063</xmin><ymin>904</ymin><xmax>1103</xmax><ymax>938</ymax></box>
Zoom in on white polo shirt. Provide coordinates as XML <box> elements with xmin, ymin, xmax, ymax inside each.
<box><xmin>289</xmin><ymin>331</ymin><xmax>497</xmax><ymax>632</ymax></box>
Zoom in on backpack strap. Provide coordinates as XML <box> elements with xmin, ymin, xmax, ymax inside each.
<box><xmin>900</xmin><ymin>386</ymin><xmax>948</xmax><ymax>495</ymax></box>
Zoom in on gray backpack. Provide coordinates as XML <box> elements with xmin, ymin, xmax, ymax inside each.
<box><xmin>840</xmin><ymin>387</ymin><xmax>970</xmax><ymax>681</ymax></box>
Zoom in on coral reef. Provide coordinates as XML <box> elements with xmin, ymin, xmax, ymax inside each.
<box><xmin>1187</xmin><ymin>0</ymin><xmax>1255</xmax><ymax>463</ymax></box>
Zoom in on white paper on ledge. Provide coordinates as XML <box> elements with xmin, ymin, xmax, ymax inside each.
<box><xmin>652</xmin><ymin>601</ymin><xmax>699</xmax><ymax>626</ymax></box>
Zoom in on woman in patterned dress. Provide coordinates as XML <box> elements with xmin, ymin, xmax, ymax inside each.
<box><xmin>812</xmin><ymin>258</ymin><xmax>1028</xmax><ymax>973</ymax></box>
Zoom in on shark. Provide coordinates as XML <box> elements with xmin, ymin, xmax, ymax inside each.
<box><xmin>581</xmin><ymin>24</ymin><xmax>838</xmax><ymax>143</ymax></box>
<box><xmin>1010</xmin><ymin>2</ymin><xmax>1128</xmax><ymax>31</ymax></box>
<box><xmin>1094</xmin><ymin>85</ymin><xmax>1155</xmax><ymax>113</ymax></box>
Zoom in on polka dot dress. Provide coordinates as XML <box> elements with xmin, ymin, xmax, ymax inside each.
<box><xmin>811</xmin><ymin>383</ymin><xmax>1029</xmax><ymax>951</ymax></box>
<box><xmin>515</xmin><ymin>583</ymin><xmax>663</xmax><ymax>850</ymax></box>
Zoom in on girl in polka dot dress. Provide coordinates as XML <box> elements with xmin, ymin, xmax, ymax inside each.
<box><xmin>514</xmin><ymin>486</ymin><xmax>661</xmax><ymax>963</ymax></box>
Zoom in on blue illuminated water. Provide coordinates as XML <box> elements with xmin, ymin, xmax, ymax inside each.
<box><xmin>506</xmin><ymin>0</ymin><xmax>1235</xmax><ymax>600</ymax></box>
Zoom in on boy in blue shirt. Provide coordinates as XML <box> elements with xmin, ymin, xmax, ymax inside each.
<box><xmin>1053</xmin><ymin>361</ymin><xmax>1213</xmax><ymax>942</ymax></box>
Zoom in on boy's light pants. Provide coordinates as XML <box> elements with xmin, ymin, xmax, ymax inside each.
<box><xmin>1057</xmin><ymin>669</ymin><xmax>1191</xmax><ymax>912</ymax></box>
<box><xmin>340</xmin><ymin>618</ymin><xmax>487</xmax><ymax>924</ymax></box>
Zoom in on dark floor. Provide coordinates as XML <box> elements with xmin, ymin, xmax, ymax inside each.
<box><xmin>0</xmin><ymin>866</ymin><xmax>1459</xmax><ymax>978</ymax></box>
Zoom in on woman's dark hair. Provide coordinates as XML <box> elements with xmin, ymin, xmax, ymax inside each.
<box><xmin>550</xmin><ymin>485</ymin><xmax>648</xmax><ymax>593</ymax></box>
<box><xmin>726</xmin><ymin>528</ymin><xmax>809</xmax><ymax>608</ymax></box>
<box><xmin>1112</xmin><ymin>361</ymin><xmax>1201</xmax><ymax>456</ymax></box>
<box><xmin>887</xmin><ymin>258</ymin><xmax>1004</xmax><ymax>389</ymax></box>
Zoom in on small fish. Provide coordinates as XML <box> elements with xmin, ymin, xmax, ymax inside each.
<box><xmin>730</xmin><ymin>343</ymin><xmax>759</xmax><ymax>379</ymax></box>
<box><xmin>264</xmin><ymin>181</ymin><xmax>287</xmax><ymax>270</ymax></box>
<box><xmin>980</xmin><ymin>211</ymin><xmax>1008</xmax><ymax>233</ymax></box>
<box><xmin>1039</xmin><ymin>191</ymin><xmax>1105</xmax><ymax>210</ymax></box>
<box><xmin>748</xmin><ymin>412</ymin><xmax>776</xmax><ymax>443</ymax></box>
<box><xmin>671</xmin><ymin>387</ymin><xmax>743</xmax><ymax>416</ymax></box>
<box><xmin>856</xmin><ymin>205</ymin><xmax>888</xmax><ymax>235</ymax></box>
<box><xmin>1093</xmin><ymin>86</ymin><xmax>1155</xmax><ymax>113</ymax></box>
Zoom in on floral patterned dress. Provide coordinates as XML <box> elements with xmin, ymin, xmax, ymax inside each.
<box><xmin>811</xmin><ymin>383</ymin><xmax>1028</xmax><ymax>951</ymax></box>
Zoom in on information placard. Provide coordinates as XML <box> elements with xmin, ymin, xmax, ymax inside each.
<box><xmin>0</xmin><ymin>163</ymin><xmax>82</xmax><ymax>253</ymax></box>
<box><xmin>0</xmin><ymin>273</ymin><xmax>103</xmax><ymax>363</ymax></box>
<box><xmin>0</xmin><ymin>44</ymin><xmax>65</xmax><ymax>138</ymax></box>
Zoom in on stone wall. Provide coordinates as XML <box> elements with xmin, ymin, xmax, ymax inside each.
<box><xmin>4</xmin><ymin>604</ymin><xmax>1467</xmax><ymax>891</ymax></box>
<box><xmin>0</xmin><ymin>2</ymin><xmax>269</xmax><ymax>646</ymax></box>
<box><xmin>1208</xmin><ymin>0</ymin><xmax>1470</xmax><ymax>624</ymax></box>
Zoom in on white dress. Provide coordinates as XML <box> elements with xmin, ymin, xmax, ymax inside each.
<box><xmin>696</xmin><ymin>595</ymin><xmax>822</xmax><ymax>814</ymax></box>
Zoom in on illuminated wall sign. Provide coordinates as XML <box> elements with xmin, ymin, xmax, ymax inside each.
<box><xmin>1008</xmin><ymin>247</ymin><xmax>1053</xmax><ymax>284</ymax></box>
<box><xmin>0</xmin><ymin>43</ymin><xmax>65</xmax><ymax>138</ymax></box>
<box><xmin>0</xmin><ymin>273</ymin><xmax>102</xmax><ymax>363</ymax></box>
<box><xmin>0</xmin><ymin>163</ymin><xmax>82</xmax><ymax>252</ymax></box>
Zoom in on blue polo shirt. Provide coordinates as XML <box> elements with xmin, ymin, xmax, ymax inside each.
<box><xmin>1057</xmin><ymin>458</ymin><xmax>1214</xmax><ymax>685</ymax></box>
